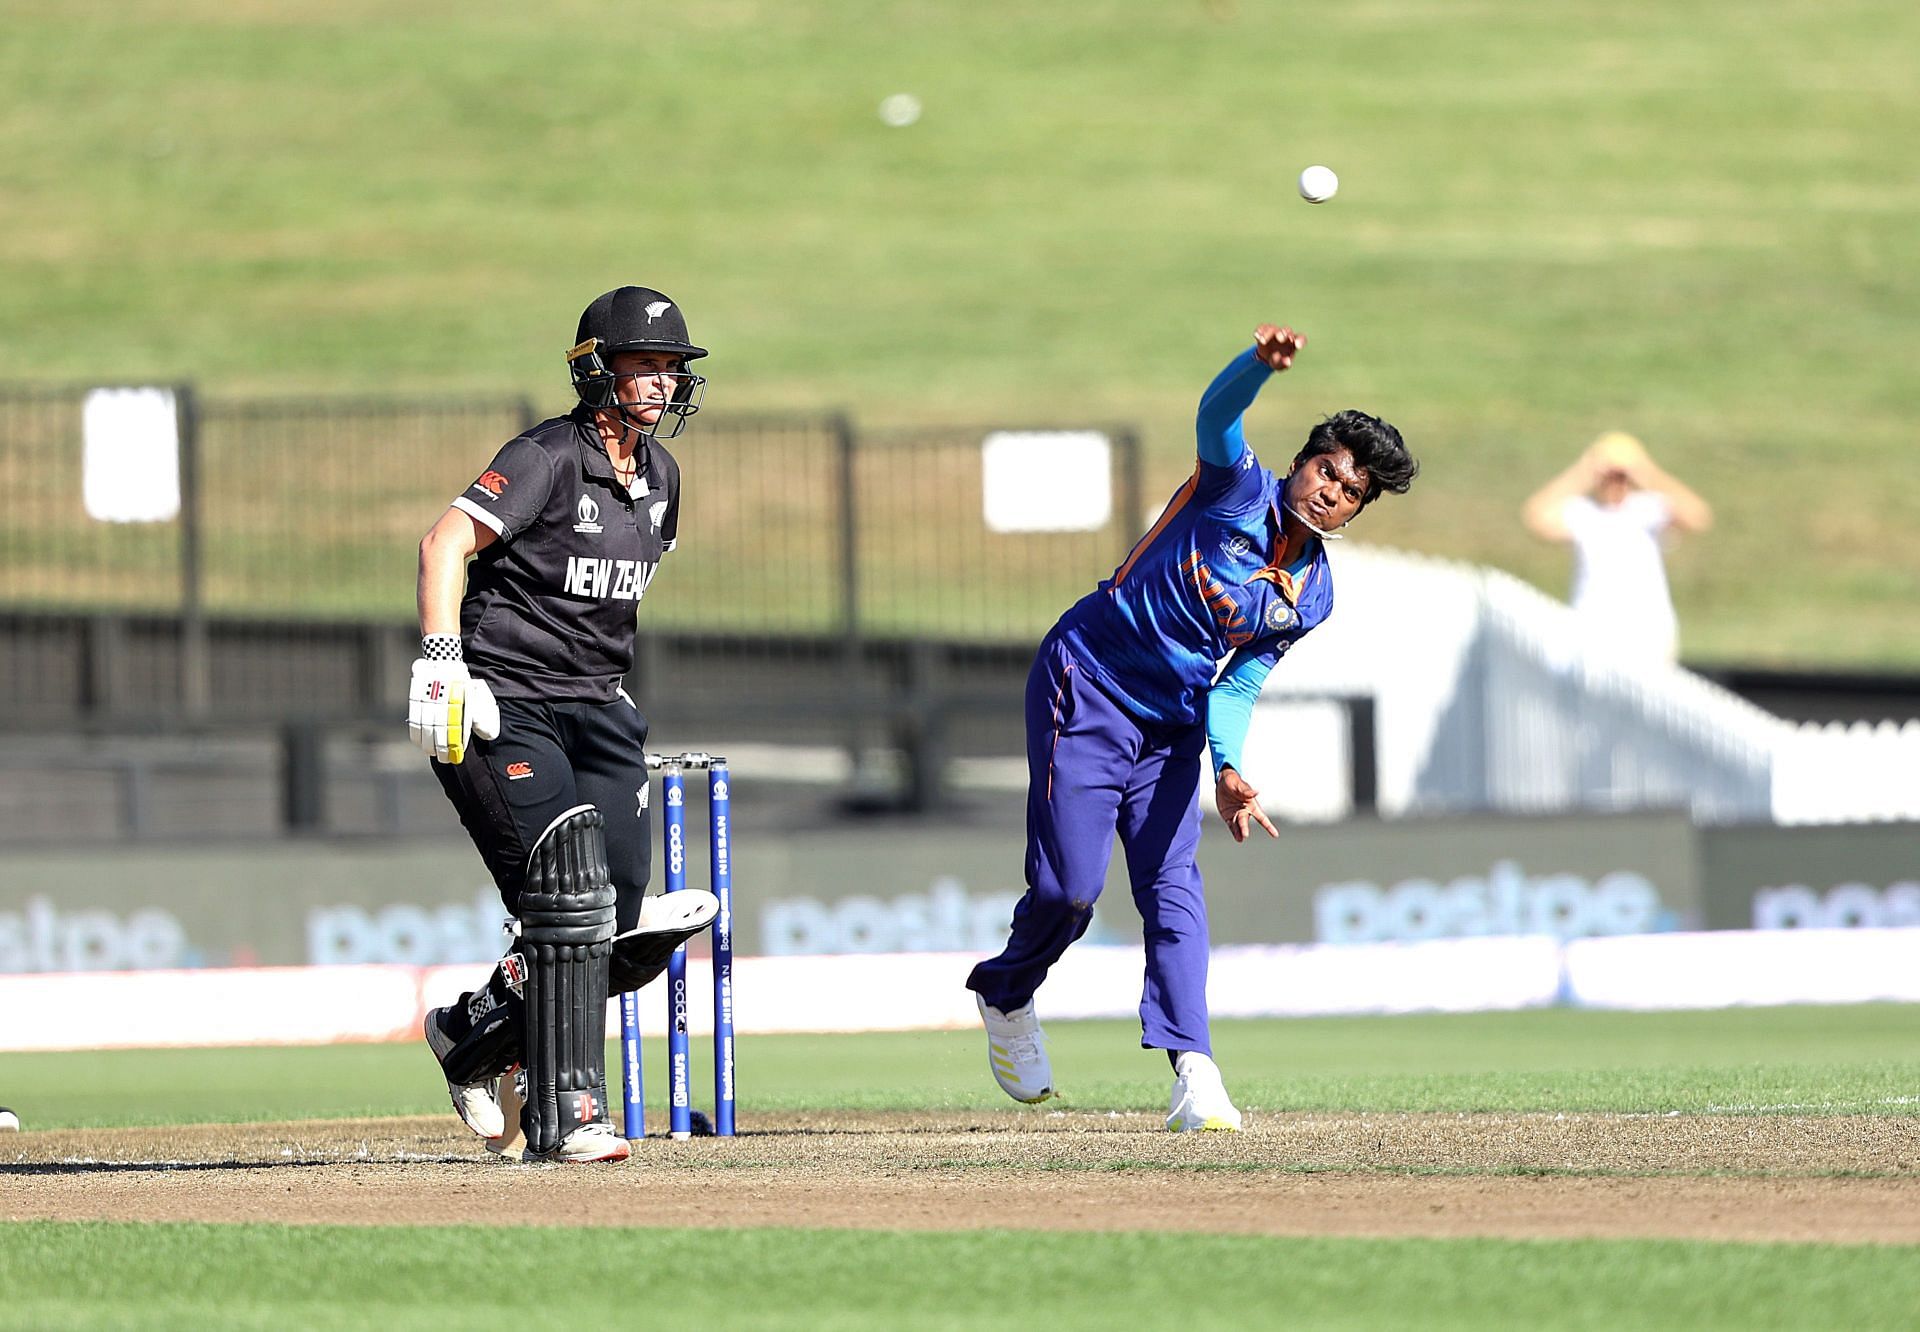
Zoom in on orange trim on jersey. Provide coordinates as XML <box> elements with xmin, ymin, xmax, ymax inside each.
<box><xmin>1248</xmin><ymin>564</ymin><xmax>1303</xmax><ymax>602</ymax></box>
<box><xmin>1046</xmin><ymin>662</ymin><xmax>1075</xmax><ymax>800</ymax></box>
<box><xmin>1111</xmin><ymin>465</ymin><xmax>1200</xmax><ymax>586</ymax></box>
<box><xmin>1247</xmin><ymin>502</ymin><xmax>1314</xmax><ymax>603</ymax></box>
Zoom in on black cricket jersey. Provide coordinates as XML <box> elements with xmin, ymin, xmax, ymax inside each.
<box><xmin>448</xmin><ymin>409</ymin><xmax>680</xmax><ymax>703</ymax></box>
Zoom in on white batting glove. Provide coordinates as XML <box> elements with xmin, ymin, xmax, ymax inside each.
<box><xmin>408</xmin><ymin>635</ymin><xmax>501</xmax><ymax>764</ymax></box>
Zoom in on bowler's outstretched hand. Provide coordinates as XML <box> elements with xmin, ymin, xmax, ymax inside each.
<box><xmin>1253</xmin><ymin>324</ymin><xmax>1307</xmax><ymax>373</ymax></box>
<box><xmin>1215</xmin><ymin>767</ymin><xmax>1279</xmax><ymax>843</ymax></box>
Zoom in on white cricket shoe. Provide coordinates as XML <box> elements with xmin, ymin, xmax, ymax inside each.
<box><xmin>1166</xmin><ymin>1051</ymin><xmax>1243</xmax><ymax>1132</ymax></box>
<box><xmin>977</xmin><ymin>994</ymin><xmax>1056</xmax><ymax>1104</ymax></box>
<box><xmin>526</xmin><ymin>1120</ymin><xmax>631</xmax><ymax>1164</ymax></box>
<box><xmin>423</xmin><ymin>1006</ymin><xmax>506</xmax><ymax>1140</ymax></box>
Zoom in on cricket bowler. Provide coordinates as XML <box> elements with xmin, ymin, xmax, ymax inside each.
<box><xmin>967</xmin><ymin>323</ymin><xmax>1419</xmax><ymax>1130</ymax></box>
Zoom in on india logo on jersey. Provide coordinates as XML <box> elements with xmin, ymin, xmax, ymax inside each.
<box><xmin>1180</xmin><ymin>549</ymin><xmax>1254</xmax><ymax>647</ymax></box>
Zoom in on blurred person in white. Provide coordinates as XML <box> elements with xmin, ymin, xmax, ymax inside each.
<box><xmin>1522</xmin><ymin>432</ymin><xmax>1712</xmax><ymax>664</ymax></box>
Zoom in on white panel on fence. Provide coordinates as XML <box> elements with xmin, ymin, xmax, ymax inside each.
<box><xmin>1225</xmin><ymin>697</ymin><xmax>1352</xmax><ymax>823</ymax></box>
<box><xmin>82</xmin><ymin>386</ymin><xmax>181</xmax><ymax>523</ymax></box>
<box><xmin>980</xmin><ymin>430</ymin><xmax>1111</xmax><ymax>533</ymax></box>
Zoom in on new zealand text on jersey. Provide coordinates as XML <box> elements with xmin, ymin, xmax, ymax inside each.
<box><xmin>563</xmin><ymin>556</ymin><xmax>657</xmax><ymax>602</ymax></box>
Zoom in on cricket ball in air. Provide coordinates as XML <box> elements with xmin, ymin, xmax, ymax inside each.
<box><xmin>879</xmin><ymin>93</ymin><xmax>922</xmax><ymax>127</ymax></box>
<box><xmin>0</xmin><ymin>1107</ymin><xmax>19</xmax><ymax>1132</ymax></box>
<box><xmin>1298</xmin><ymin>164</ymin><xmax>1339</xmax><ymax>204</ymax></box>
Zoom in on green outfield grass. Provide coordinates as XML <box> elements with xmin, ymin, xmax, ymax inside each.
<box><xmin>3</xmin><ymin>1223</ymin><xmax>1918</xmax><ymax>1332</ymax></box>
<box><xmin>3</xmin><ymin>2</ymin><xmax>1917</xmax><ymax>663</ymax></box>
<box><xmin>6</xmin><ymin>1005</ymin><xmax>1915</xmax><ymax>1131</ymax></box>
<box><xmin>7</xmin><ymin>1006</ymin><xmax>1915</xmax><ymax>1330</ymax></box>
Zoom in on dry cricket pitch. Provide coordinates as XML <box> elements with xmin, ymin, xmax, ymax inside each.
<box><xmin>4</xmin><ymin>1109</ymin><xmax>1917</xmax><ymax>1244</ymax></box>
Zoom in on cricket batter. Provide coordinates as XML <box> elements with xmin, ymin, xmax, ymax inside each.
<box><xmin>967</xmin><ymin>324</ymin><xmax>1418</xmax><ymax>1130</ymax></box>
<box><xmin>409</xmin><ymin>286</ymin><xmax>721</xmax><ymax>1163</ymax></box>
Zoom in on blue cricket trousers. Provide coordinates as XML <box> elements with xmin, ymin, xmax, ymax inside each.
<box><xmin>966</xmin><ymin>631</ymin><xmax>1214</xmax><ymax>1055</ymax></box>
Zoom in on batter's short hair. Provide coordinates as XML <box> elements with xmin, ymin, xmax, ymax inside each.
<box><xmin>1292</xmin><ymin>410</ymin><xmax>1419</xmax><ymax>507</ymax></box>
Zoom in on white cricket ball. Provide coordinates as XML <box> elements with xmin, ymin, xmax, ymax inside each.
<box><xmin>879</xmin><ymin>93</ymin><xmax>922</xmax><ymax>128</ymax></box>
<box><xmin>1298</xmin><ymin>164</ymin><xmax>1339</xmax><ymax>204</ymax></box>
<box><xmin>0</xmin><ymin>1107</ymin><xmax>19</xmax><ymax>1132</ymax></box>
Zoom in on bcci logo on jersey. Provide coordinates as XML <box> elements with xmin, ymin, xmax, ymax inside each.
<box><xmin>1264</xmin><ymin>602</ymin><xmax>1297</xmax><ymax>631</ymax></box>
<box><xmin>574</xmin><ymin>493</ymin><xmax>603</xmax><ymax>535</ymax></box>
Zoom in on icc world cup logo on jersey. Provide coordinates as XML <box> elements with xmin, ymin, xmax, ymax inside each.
<box><xmin>574</xmin><ymin>493</ymin><xmax>603</xmax><ymax>535</ymax></box>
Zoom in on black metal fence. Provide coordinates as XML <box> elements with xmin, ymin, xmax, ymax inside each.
<box><xmin>2</xmin><ymin>384</ymin><xmax>1143</xmax><ymax>633</ymax></box>
<box><xmin>1</xmin><ymin>383</ymin><xmax>1146</xmax><ymax>745</ymax></box>
<box><xmin>0</xmin><ymin>387</ymin><xmax>540</xmax><ymax>616</ymax></box>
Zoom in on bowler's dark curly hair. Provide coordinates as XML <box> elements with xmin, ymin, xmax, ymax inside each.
<box><xmin>1291</xmin><ymin>410</ymin><xmax>1418</xmax><ymax>507</ymax></box>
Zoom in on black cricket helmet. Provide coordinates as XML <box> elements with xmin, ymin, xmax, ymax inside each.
<box><xmin>566</xmin><ymin>286</ymin><xmax>708</xmax><ymax>436</ymax></box>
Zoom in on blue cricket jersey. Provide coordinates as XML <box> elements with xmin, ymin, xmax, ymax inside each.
<box><xmin>1054</xmin><ymin>346</ymin><xmax>1333</xmax><ymax>767</ymax></box>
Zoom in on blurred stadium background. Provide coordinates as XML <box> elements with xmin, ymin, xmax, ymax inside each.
<box><xmin>3</xmin><ymin>3</ymin><xmax>1916</xmax><ymax>1044</ymax></box>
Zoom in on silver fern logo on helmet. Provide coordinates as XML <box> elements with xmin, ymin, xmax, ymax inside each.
<box><xmin>569</xmin><ymin>287</ymin><xmax>709</xmax><ymax>439</ymax></box>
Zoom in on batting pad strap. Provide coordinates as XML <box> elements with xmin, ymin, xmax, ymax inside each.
<box><xmin>440</xmin><ymin>953</ymin><xmax>526</xmax><ymax>1086</ymax></box>
<box><xmin>520</xmin><ymin>805</ymin><xmax>618</xmax><ymax>1155</ymax></box>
